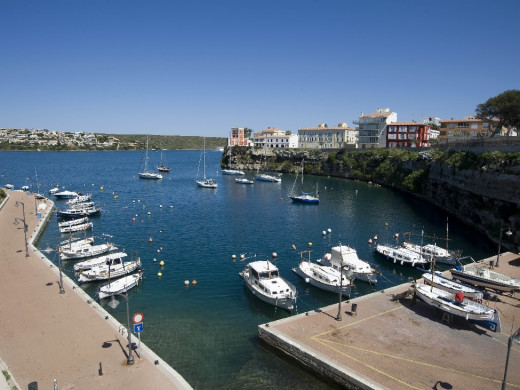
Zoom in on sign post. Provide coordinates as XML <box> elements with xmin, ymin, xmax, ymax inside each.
<box><xmin>132</xmin><ymin>313</ymin><xmax>144</xmax><ymax>359</ymax></box>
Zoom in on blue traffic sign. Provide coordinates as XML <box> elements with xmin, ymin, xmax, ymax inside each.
<box><xmin>134</xmin><ymin>323</ymin><xmax>143</xmax><ymax>333</ymax></box>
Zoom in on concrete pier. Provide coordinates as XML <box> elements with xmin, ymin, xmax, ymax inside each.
<box><xmin>0</xmin><ymin>190</ymin><xmax>192</xmax><ymax>390</ymax></box>
<box><xmin>259</xmin><ymin>254</ymin><xmax>520</xmax><ymax>389</ymax></box>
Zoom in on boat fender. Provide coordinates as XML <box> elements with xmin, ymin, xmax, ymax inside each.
<box><xmin>454</xmin><ymin>265</ymin><xmax>462</xmax><ymax>271</ymax></box>
<box><xmin>393</xmin><ymin>259</ymin><xmax>396</xmax><ymax>264</ymax></box>
<box><xmin>305</xmin><ymin>278</ymin><xmax>310</xmax><ymax>283</ymax></box>
<box><xmin>400</xmin><ymin>261</ymin><xmax>404</xmax><ymax>266</ymax></box>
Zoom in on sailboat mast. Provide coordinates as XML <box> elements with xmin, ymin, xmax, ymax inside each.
<box><xmin>446</xmin><ymin>217</ymin><xmax>449</xmax><ymax>251</ymax></box>
<box><xmin>144</xmin><ymin>136</ymin><xmax>149</xmax><ymax>173</ymax></box>
<box><xmin>203</xmin><ymin>138</ymin><xmax>206</xmax><ymax>180</ymax></box>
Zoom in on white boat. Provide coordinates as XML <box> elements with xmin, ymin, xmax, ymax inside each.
<box><xmin>292</xmin><ymin>251</ymin><xmax>352</xmax><ymax>296</ymax></box>
<box><xmin>414</xmin><ymin>283</ymin><xmax>501</xmax><ymax>332</ymax></box>
<box><xmin>56</xmin><ymin>207</ymin><xmax>101</xmax><ymax>218</ymax></box>
<box><xmin>58</xmin><ymin>216</ymin><xmax>89</xmax><ymax>228</ymax></box>
<box><xmin>196</xmin><ymin>138</ymin><xmax>218</xmax><ymax>188</ymax></box>
<box><xmin>60</xmin><ymin>221</ymin><xmax>93</xmax><ymax>234</ymax></box>
<box><xmin>322</xmin><ymin>244</ymin><xmax>377</xmax><ymax>284</ymax></box>
<box><xmin>403</xmin><ymin>242</ymin><xmax>456</xmax><ymax>265</ymax></box>
<box><xmin>139</xmin><ymin>136</ymin><xmax>163</xmax><ymax>180</ymax></box>
<box><xmin>48</xmin><ymin>186</ymin><xmax>59</xmax><ymax>194</ymax></box>
<box><xmin>450</xmin><ymin>261</ymin><xmax>520</xmax><ymax>293</ymax></box>
<box><xmin>22</xmin><ymin>185</ymin><xmax>29</xmax><ymax>191</ymax></box>
<box><xmin>4</xmin><ymin>184</ymin><xmax>13</xmax><ymax>189</ymax></box>
<box><xmin>66</xmin><ymin>201</ymin><xmax>95</xmax><ymax>210</ymax></box>
<box><xmin>60</xmin><ymin>241</ymin><xmax>117</xmax><ymax>260</ymax></box>
<box><xmin>78</xmin><ymin>257</ymin><xmax>142</xmax><ymax>283</ymax></box>
<box><xmin>289</xmin><ymin>160</ymin><xmax>319</xmax><ymax>204</ymax></box>
<box><xmin>239</xmin><ymin>260</ymin><xmax>297</xmax><ymax>311</ymax></box>
<box><xmin>222</xmin><ymin>144</ymin><xmax>244</xmax><ymax>175</ymax></box>
<box><xmin>98</xmin><ymin>272</ymin><xmax>143</xmax><ymax>300</ymax></box>
<box><xmin>157</xmin><ymin>149</ymin><xmax>170</xmax><ymax>173</ymax></box>
<box><xmin>54</xmin><ymin>190</ymin><xmax>79</xmax><ymax>199</ymax></box>
<box><xmin>74</xmin><ymin>252</ymin><xmax>128</xmax><ymax>272</ymax></box>
<box><xmin>235</xmin><ymin>177</ymin><xmax>254</xmax><ymax>184</ymax></box>
<box><xmin>66</xmin><ymin>194</ymin><xmax>92</xmax><ymax>205</ymax></box>
<box><xmin>420</xmin><ymin>271</ymin><xmax>484</xmax><ymax>301</ymax></box>
<box><xmin>256</xmin><ymin>173</ymin><xmax>281</xmax><ymax>182</ymax></box>
<box><xmin>59</xmin><ymin>237</ymin><xmax>94</xmax><ymax>252</ymax></box>
<box><xmin>375</xmin><ymin>244</ymin><xmax>430</xmax><ymax>267</ymax></box>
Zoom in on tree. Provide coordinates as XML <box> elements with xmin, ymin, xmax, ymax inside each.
<box><xmin>476</xmin><ymin>90</ymin><xmax>520</xmax><ymax>136</ymax></box>
<box><xmin>244</xmin><ymin>128</ymin><xmax>253</xmax><ymax>138</ymax></box>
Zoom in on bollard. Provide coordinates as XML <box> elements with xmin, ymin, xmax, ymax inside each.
<box><xmin>351</xmin><ymin>303</ymin><xmax>357</xmax><ymax>316</ymax></box>
<box><xmin>99</xmin><ymin>362</ymin><xmax>103</xmax><ymax>376</ymax></box>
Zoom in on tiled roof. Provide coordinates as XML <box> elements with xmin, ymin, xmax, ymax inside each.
<box><xmin>361</xmin><ymin>113</ymin><xmax>391</xmax><ymax>118</ymax></box>
<box><xmin>298</xmin><ymin>126</ymin><xmax>356</xmax><ymax>131</ymax></box>
<box><xmin>388</xmin><ymin>121</ymin><xmax>426</xmax><ymax>126</ymax></box>
<box><xmin>440</xmin><ymin>118</ymin><xmax>499</xmax><ymax>123</ymax></box>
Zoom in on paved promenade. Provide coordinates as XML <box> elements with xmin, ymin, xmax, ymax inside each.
<box><xmin>260</xmin><ymin>253</ymin><xmax>520</xmax><ymax>389</ymax></box>
<box><xmin>0</xmin><ymin>190</ymin><xmax>192</xmax><ymax>390</ymax></box>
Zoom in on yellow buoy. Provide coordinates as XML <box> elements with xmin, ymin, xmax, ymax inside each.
<box><xmin>159</xmin><ymin>260</ymin><xmax>165</xmax><ymax>266</ymax></box>
<box><xmin>157</xmin><ymin>272</ymin><xmax>162</xmax><ymax>277</ymax></box>
<box><xmin>308</xmin><ymin>242</ymin><xmax>313</xmax><ymax>247</ymax></box>
<box><xmin>291</xmin><ymin>244</ymin><xmax>296</xmax><ymax>250</ymax></box>
<box><xmin>100</xmin><ymin>186</ymin><xmax>104</xmax><ymax>191</ymax></box>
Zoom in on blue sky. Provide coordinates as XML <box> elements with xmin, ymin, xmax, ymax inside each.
<box><xmin>1</xmin><ymin>0</ymin><xmax>519</xmax><ymax>137</ymax></box>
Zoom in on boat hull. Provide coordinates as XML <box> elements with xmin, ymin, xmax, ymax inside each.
<box><xmin>222</xmin><ymin>169</ymin><xmax>245</xmax><ymax>175</ymax></box>
<box><xmin>139</xmin><ymin>172</ymin><xmax>162</xmax><ymax>180</ymax></box>
<box><xmin>450</xmin><ymin>268</ymin><xmax>520</xmax><ymax>293</ymax></box>
<box><xmin>256</xmin><ymin>174</ymin><xmax>281</xmax><ymax>183</ymax></box>
<box><xmin>239</xmin><ymin>271</ymin><xmax>296</xmax><ymax>311</ymax></box>
<box><xmin>98</xmin><ymin>273</ymin><xmax>142</xmax><ymax>299</ymax></box>
<box><xmin>292</xmin><ymin>264</ymin><xmax>351</xmax><ymax>297</ymax></box>
<box><xmin>415</xmin><ymin>284</ymin><xmax>500</xmax><ymax>332</ymax></box>
<box><xmin>290</xmin><ymin>195</ymin><xmax>319</xmax><ymax>204</ymax></box>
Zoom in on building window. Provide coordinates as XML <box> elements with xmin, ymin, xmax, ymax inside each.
<box><xmin>449</xmin><ymin>124</ymin><xmax>455</xmax><ymax>129</ymax></box>
<box><xmin>457</xmin><ymin>122</ymin><xmax>469</xmax><ymax>128</ymax></box>
<box><xmin>399</xmin><ymin>126</ymin><xmax>408</xmax><ymax>132</ymax></box>
<box><xmin>398</xmin><ymin>133</ymin><xmax>407</xmax><ymax>140</ymax></box>
<box><xmin>388</xmin><ymin>134</ymin><xmax>396</xmax><ymax>140</ymax></box>
<box><xmin>409</xmin><ymin>126</ymin><xmax>417</xmax><ymax>132</ymax></box>
<box><xmin>388</xmin><ymin>126</ymin><xmax>397</xmax><ymax>132</ymax></box>
<box><xmin>483</xmin><ymin>123</ymin><xmax>489</xmax><ymax>128</ymax></box>
<box><xmin>471</xmin><ymin>123</ymin><xmax>478</xmax><ymax>129</ymax></box>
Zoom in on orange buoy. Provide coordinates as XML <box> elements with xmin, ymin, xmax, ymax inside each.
<box><xmin>192</xmin><ymin>280</ymin><xmax>197</xmax><ymax>285</ymax></box>
<box><xmin>148</xmin><ymin>237</ymin><xmax>153</xmax><ymax>243</ymax></box>
<box><xmin>132</xmin><ymin>217</ymin><xmax>136</xmax><ymax>222</ymax></box>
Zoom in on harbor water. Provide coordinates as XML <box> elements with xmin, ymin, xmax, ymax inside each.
<box><xmin>0</xmin><ymin>150</ymin><xmax>494</xmax><ymax>389</ymax></box>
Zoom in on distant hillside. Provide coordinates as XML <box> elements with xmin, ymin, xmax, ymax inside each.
<box><xmin>106</xmin><ymin>134</ymin><xmax>227</xmax><ymax>150</ymax></box>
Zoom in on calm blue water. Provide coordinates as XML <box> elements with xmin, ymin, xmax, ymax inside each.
<box><xmin>0</xmin><ymin>150</ymin><xmax>494</xmax><ymax>389</ymax></box>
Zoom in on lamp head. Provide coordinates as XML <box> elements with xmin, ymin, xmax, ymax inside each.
<box><xmin>505</xmin><ymin>228</ymin><xmax>513</xmax><ymax>237</ymax></box>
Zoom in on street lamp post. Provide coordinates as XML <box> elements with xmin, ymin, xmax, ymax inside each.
<box><xmin>111</xmin><ymin>292</ymin><xmax>134</xmax><ymax>365</ymax></box>
<box><xmin>336</xmin><ymin>264</ymin><xmax>344</xmax><ymax>321</ymax></box>
<box><xmin>502</xmin><ymin>327</ymin><xmax>520</xmax><ymax>390</ymax></box>
<box><xmin>14</xmin><ymin>201</ymin><xmax>29</xmax><ymax>257</ymax></box>
<box><xmin>495</xmin><ymin>222</ymin><xmax>513</xmax><ymax>267</ymax></box>
<box><xmin>58</xmin><ymin>251</ymin><xmax>65</xmax><ymax>294</ymax></box>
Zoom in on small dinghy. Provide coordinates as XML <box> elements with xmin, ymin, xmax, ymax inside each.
<box><xmin>98</xmin><ymin>272</ymin><xmax>143</xmax><ymax>299</ymax></box>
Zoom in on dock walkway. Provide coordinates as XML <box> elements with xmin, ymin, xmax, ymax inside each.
<box><xmin>0</xmin><ymin>190</ymin><xmax>192</xmax><ymax>390</ymax></box>
<box><xmin>260</xmin><ymin>254</ymin><xmax>520</xmax><ymax>389</ymax></box>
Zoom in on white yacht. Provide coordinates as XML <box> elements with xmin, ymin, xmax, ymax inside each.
<box><xmin>322</xmin><ymin>244</ymin><xmax>377</xmax><ymax>284</ymax></box>
<box><xmin>403</xmin><ymin>242</ymin><xmax>456</xmax><ymax>265</ymax></box>
<box><xmin>375</xmin><ymin>244</ymin><xmax>429</xmax><ymax>268</ymax></box>
<box><xmin>98</xmin><ymin>272</ymin><xmax>143</xmax><ymax>300</ymax></box>
<box><xmin>74</xmin><ymin>252</ymin><xmax>128</xmax><ymax>272</ymax></box>
<box><xmin>78</xmin><ymin>257</ymin><xmax>141</xmax><ymax>283</ymax></box>
<box><xmin>60</xmin><ymin>241</ymin><xmax>117</xmax><ymax>261</ymax></box>
<box><xmin>293</xmin><ymin>251</ymin><xmax>352</xmax><ymax>296</ymax></box>
<box><xmin>239</xmin><ymin>260</ymin><xmax>297</xmax><ymax>311</ymax></box>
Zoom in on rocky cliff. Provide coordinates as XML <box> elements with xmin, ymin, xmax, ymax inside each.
<box><xmin>223</xmin><ymin>147</ymin><xmax>520</xmax><ymax>251</ymax></box>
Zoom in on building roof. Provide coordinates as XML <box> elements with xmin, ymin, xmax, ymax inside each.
<box><xmin>298</xmin><ymin>126</ymin><xmax>356</xmax><ymax>131</ymax></box>
<box><xmin>389</xmin><ymin>121</ymin><xmax>427</xmax><ymax>126</ymax></box>
<box><xmin>360</xmin><ymin>113</ymin><xmax>392</xmax><ymax>118</ymax></box>
<box><xmin>440</xmin><ymin>118</ymin><xmax>499</xmax><ymax>123</ymax></box>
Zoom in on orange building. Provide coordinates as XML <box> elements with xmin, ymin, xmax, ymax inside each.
<box><xmin>438</xmin><ymin>118</ymin><xmax>505</xmax><ymax>138</ymax></box>
<box><xmin>228</xmin><ymin>127</ymin><xmax>248</xmax><ymax>146</ymax></box>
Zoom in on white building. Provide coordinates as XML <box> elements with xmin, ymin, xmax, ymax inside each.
<box><xmin>423</xmin><ymin>116</ymin><xmax>441</xmax><ymax>127</ymax></box>
<box><xmin>298</xmin><ymin>123</ymin><xmax>357</xmax><ymax>149</ymax></box>
<box><xmin>252</xmin><ymin>127</ymin><xmax>298</xmax><ymax>148</ymax></box>
<box><xmin>355</xmin><ymin>108</ymin><xmax>398</xmax><ymax>149</ymax></box>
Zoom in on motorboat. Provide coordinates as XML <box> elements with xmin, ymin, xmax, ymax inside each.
<box><xmin>239</xmin><ymin>260</ymin><xmax>297</xmax><ymax>311</ymax></box>
<box><xmin>289</xmin><ymin>160</ymin><xmax>319</xmax><ymax>204</ymax></box>
<box><xmin>74</xmin><ymin>252</ymin><xmax>128</xmax><ymax>272</ymax></box>
<box><xmin>22</xmin><ymin>185</ymin><xmax>29</xmax><ymax>191</ymax></box>
<box><xmin>98</xmin><ymin>272</ymin><xmax>143</xmax><ymax>300</ymax></box>
<box><xmin>420</xmin><ymin>270</ymin><xmax>484</xmax><ymax>301</ymax></box>
<box><xmin>54</xmin><ymin>190</ymin><xmax>79</xmax><ymax>199</ymax></box>
<box><xmin>196</xmin><ymin>138</ymin><xmax>218</xmax><ymax>188</ymax></box>
<box><xmin>139</xmin><ymin>136</ymin><xmax>163</xmax><ymax>180</ymax></box>
<box><xmin>48</xmin><ymin>186</ymin><xmax>59</xmax><ymax>194</ymax></box>
<box><xmin>292</xmin><ymin>251</ymin><xmax>352</xmax><ymax>296</ymax></box>
<box><xmin>66</xmin><ymin>194</ymin><xmax>92</xmax><ymax>205</ymax></box>
<box><xmin>414</xmin><ymin>283</ymin><xmax>501</xmax><ymax>332</ymax></box>
<box><xmin>403</xmin><ymin>242</ymin><xmax>456</xmax><ymax>265</ymax></box>
<box><xmin>322</xmin><ymin>244</ymin><xmax>377</xmax><ymax>284</ymax></box>
<box><xmin>222</xmin><ymin>169</ymin><xmax>245</xmax><ymax>175</ymax></box>
<box><xmin>450</xmin><ymin>261</ymin><xmax>520</xmax><ymax>293</ymax></box>
<box><xmin>60</xmin><ymin>241</ymin><xmax>117</xmax><ymax>261</ymax></box>
<box><xmin>59</xmin><ymin>221</ymin><xmax>93</xmax><ymax>234</ymax></box>
<box><xmin>255</xmin><ymin>173</ymin><xmax>281</xmax><ymax>183</ymax></box>
<box><xmin>78</xmin><ymin>257</ymin><xmax>141</xmax><ymax>283</ymax></box>
<box><xmin>66</xmin><ymin>201</ymin><xmax>95</xmax><ymax>210</ymax></box>
<box><xmin>4</xmin><ymin>184</ymin><xmax>13</xmax><ymax>189</ymax></box>
<box><xmin>59</xmin><ymin>237</ymin><xmax>94</xmax><ymax>252</ymax></box>
<box><xmin>235</xmin><ymin>177</ymin><xmax>254</xmax><ymax>184</ymax></box>
<box><xmin>56</xmin><ymin>207</ymin><xmax>101</xmax><ymax>218</ymax></box>
<box><xmin>375</xmin><ymin>244</ymin><xmax>429</xmax><ymax>268</ymax></box>
<box><xmin>58</xmin><ymin>216</ymin><xmax>89</xmax><ymax>228</ymax></box>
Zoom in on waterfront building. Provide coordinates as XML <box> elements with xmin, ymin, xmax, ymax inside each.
<box><xmin>355</xmin><ymin>108</ymin><xmax>398</xmax><ymax>149</ymax></box>
<box><xmin>386</xmin><ymin>121</ymin><xmax>432</xmax><ymax>148</ymax></box>
<box><xmin>252</xmin><ymin>127</ymin><xmax>298</xmax><ymax>148</ymax></box>
<box><xmin>297</xmin><ymin>122</ymin><xmax>357</xmax><ymax>149</ymax></box>
<box><xmin>228</xmin><ymin>127</ymin><xmax>249</xmax><ymax>147</ymax></box>
<box><xmin>439</xmin><ymin>117</ymin><xmax>507</xmax><ymax>138</ymax></box>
